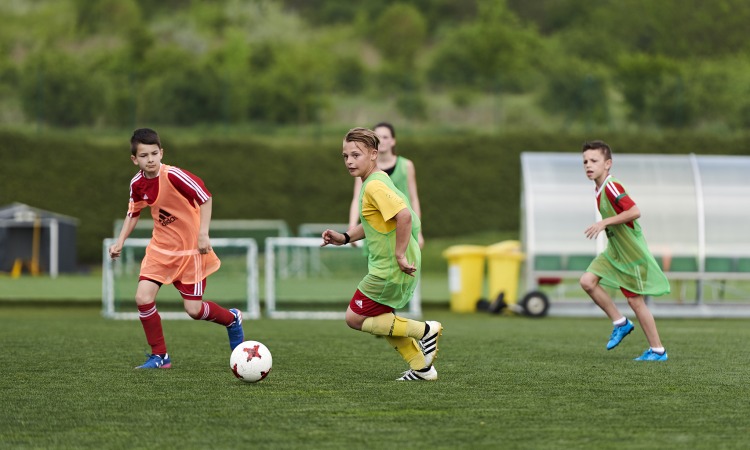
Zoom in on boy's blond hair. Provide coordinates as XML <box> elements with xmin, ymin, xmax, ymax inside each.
<box><xmin>345</xmin><ymin>127</ymin><xmax>379</xmax><ymax>152</ymax></box>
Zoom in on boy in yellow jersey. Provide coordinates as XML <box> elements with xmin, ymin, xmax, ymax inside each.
<box><xmin>348</xmin><ymin>122</ymin><xmax>424</xmax><ymax>248</ymax></box>
<box><xmin>109</xmin><ymin>128</ymin><xmax>244</xmax><ymax>369</ymax></box>
<box><xmin>322</xmin><ymin>127</ymin><xmax>442</xmax><ymax>381</ymax></box>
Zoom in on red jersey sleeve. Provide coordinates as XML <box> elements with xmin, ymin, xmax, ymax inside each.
<box><xmin>127</xmin><ymin>172</ymin><xmax>147</xmax><ymax>218</ymax></box>
<box><xmin>167</xmin><ymin>167</ymin><xmax>212</xmax><ymax>206</ymax></box>
<box><xmin>604</xmin><ymin>180</ymin><xmax>636</xmax><ymax>214</ymax></box>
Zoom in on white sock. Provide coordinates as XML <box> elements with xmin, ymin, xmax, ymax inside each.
<box><xmin>613</xmin><ymin>317</ymin><xmax>627</xmax><ymax>327</ymax></box>
<box><xmin>651</xmin><ymin>347</ymin><xmax>665</xmax><ymax>354</ymax></box>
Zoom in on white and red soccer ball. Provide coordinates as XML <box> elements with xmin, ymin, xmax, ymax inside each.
<box><xmin>230</xmin><ymin>340</ymin><xmax>272</xmax><ymax>383</ymax></box>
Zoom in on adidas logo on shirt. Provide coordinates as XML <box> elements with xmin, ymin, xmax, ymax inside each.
<box><xmin>158</xmin><ymin>209</ymin><xmax>177</xmax><ymax>226</ymax></box>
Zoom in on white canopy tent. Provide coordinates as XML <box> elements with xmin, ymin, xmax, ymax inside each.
<box><xmin>520</xmin><ymin>153</ymin><xmax>750</xmax><ymax>317</ymax></box>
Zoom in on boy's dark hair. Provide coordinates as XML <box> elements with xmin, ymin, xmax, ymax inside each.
<box><xmin>373</xmin><ymin>121</ymin><xmax>396</xmax><ymax>154</ymax></box>
<box><xmin>345</xmin><ymin>127</ymin><xmax>379</xmax><ymax>152</ymax></box>
<box><xmin>582</xmin><ymin>140</ymin><xmax>612</xmax><ymax>160</ymax></box>
<box><xmin>130</xmin><ymin>128</ymin><xmax>162</xmax><ymax>155</ymax></box>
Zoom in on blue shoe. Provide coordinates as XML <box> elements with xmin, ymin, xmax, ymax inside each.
<box><xmin>606</xmin><ymin>319</ymin><xmax>634</xmax><ymax>350</ymax></box>
<box><xmin>227</xmin><ymin>308</ymin><xmax>244</xmax><ymax>351</ymax></box>
<box><xmin>634</xmin><ymin>349</ymin><xmax>668</xmax><ymax>361</ymax></box>
<box><xmin>135</xmin><ymin>353</ymin><xmax>171</xmax><ymax>369</ymax></box>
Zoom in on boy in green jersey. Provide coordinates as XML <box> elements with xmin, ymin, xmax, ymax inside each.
<box><xmin>580</xmin><ymin>140</ymin><xmax>671</xmax><ymax>361</ymax></box>
<box><xmin>322</xmin><ymin>127</ymin><xmax>442</xmax><ymax>380</ymax></box>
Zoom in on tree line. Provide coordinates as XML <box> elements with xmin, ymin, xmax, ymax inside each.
<box><xmin>2</xmin><ymin>0</ymin><xmax>750</xmax><ymax>130</ymax></box>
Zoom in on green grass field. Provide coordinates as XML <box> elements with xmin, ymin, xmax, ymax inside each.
<box><xmin>1</xmin><ymin>305</ymin><xmax>749</xmax><ymax>449</ymax></box>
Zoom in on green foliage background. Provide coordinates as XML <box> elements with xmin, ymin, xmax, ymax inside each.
<box><xmin>4</xmin><ymin>0</ymin><xmax>750</xmax><ymax>129</ymax></box>
<box><xmin>3</xmin><ymin>130</ymin><xmax>750</xmax><ymax>264</ymax></box>
<box><xmin>5</xmin><ymin>0</ymin><xmax>750</xmax><ymax>264</ymax></box>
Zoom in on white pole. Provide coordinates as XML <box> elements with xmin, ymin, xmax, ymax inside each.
<box><xmin>265</xmin><ymin>238</ymin><xmax>277</xmax><ymax>316</ymax></box>
<box><xmin>690</xmin><ymin>154</ymin><xmax>706</xmax><ymax>304</ymax></box>
<box><xmin>49</xmin><ymin>218</ymin><xmax>59</xmax><ymax>278</ymax></box>
<box><xmin>521</xmin><ymin>153</ymin><xmax>536</xmax><ymax>291</ymax></box>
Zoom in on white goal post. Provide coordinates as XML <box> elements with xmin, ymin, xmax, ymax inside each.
<box><xmin>265</xmin><ymin>237</ymin><xmax>422</xmax><ymax>319</ymax></box>
<box><xmin>102</xmin><ymin>238</ymin><xmax>260</xmax><ymax>320</ymax></box>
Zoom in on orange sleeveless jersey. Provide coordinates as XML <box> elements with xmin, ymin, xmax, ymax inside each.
<box><xmin>129</xmin><ymin>164</ymin><xmax>221</xmax><ymax>285</ymax></box>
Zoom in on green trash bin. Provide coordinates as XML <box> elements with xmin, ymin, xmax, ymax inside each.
<box><xmin>442</xmin><ymin>245</ymin><xmax>487</xmax><ymax>313</ymax></box>
<box><xmin>486</xmin><ymin>240</ymin><xmax>524</xmax><ymax>306</ymax></box>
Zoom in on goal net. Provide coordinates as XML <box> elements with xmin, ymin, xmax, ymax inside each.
<box><xmin>113</xmin><ymin>219</ymin><xmax>290</xmax><ymax>249</ymax></box>
<box><xmin>265</xmin><ymin>237</ymin><xmax>422</xmax><ymax>319</ymax></box>
<box><xmin>102</xmin><ymin>238</ymin><xmax>259</xmax><ymax>320</ymax></box>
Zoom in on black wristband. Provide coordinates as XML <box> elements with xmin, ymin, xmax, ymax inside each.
<box><xmin>343</xmin><ymin>232</ymin><xmax>351</xmax><ymax>244</ymax></box>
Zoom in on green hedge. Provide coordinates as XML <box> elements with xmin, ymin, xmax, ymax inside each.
<box><xmin>3</xmin><ymin>130</ymin><xmax>749</xmax><ymax>264</ymax></box>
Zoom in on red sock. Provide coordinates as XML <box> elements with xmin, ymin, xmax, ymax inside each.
<box><xmin>138</xmin><ymin>302</ymin><xmax>166</xmax><ymax>355</ymax></box>
<box><xmin>197</xmin><ymin>301</ymin><xmax>235</xmax><ymax>326</ymax></box>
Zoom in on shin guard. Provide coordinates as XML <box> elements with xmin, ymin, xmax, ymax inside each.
<box><xmin>362</xmin><ymin>313</ymin><xmax>425</xmax><ymax>340</ymax></box>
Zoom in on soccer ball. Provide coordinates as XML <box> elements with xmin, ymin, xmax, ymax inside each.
<box><xmin>230</xmin><ymin>340</ymin><xmax>272</xmax><ymax>383</ymax></box>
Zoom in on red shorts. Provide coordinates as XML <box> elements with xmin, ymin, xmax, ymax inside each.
<box><xmin>349</xmin><ymin>289</ymin><xmax>394</xmax><ymax>317</ymax></box>
<box><xmin>620</xmin><ymin>287</ymin><xmax>639</xmax><ymax>298</ymax></box>
<box><xmin>139</xmin><ymin>276</ymin><xmax>207</xmax><ymax>300</ymax></box>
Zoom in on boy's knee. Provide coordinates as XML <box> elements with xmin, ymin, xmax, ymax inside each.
<box><xmin>134</xmin><ymin>292</ymin><xmax>154</xmax><ymax>306</ymax></box>
<box><xmin>626</xmin><ymin>295</ymin><xmax>644</xmax><ymax>308</ymax></box>
<box><xmin>183</xmin><ymin>301</ymin><xmax>202</xmax><ymax>319</ymax></box>
<box><xmin>579</xmin><ymin>273</ymin><xmax>598</xmax><ymax>292</ymax></box>
<box><xmin>345</xmin><ymin>309</ymin><xmax>364</xmax><ymax>331</ymax></box>
<box><xmin>345</xmin><ymin>316</ymin><xmax>360</xmax><ymax>330</ymax></box>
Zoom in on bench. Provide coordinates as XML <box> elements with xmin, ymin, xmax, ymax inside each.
<box><xmin>531</xmin><ymin>254</ymin><xmax>750</xmax><ymax>302</ymax></box>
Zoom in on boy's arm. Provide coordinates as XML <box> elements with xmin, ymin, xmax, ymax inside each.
<box><xmin>393</xmin><ymin>208</ymin><xmax>417</xmax><ymax>276</ymax></box>
<box><xmin>197</xmin><ymin>197</ymin><xmax>213</xmax><ymax>254</ymax></box>
<box><xmin>321</xmin><ymin>224</ymin><xmax>364</xmax><ymax>247</ymax></box>
<box><xmin>109</xmin><ymin>215</ymin><xmax>139</xmax><ymax>259</ymax></box>
<box><xmin>585</xmin><ymin>205</ymin><xmax>641</xmax><ymax>239</ymax></box>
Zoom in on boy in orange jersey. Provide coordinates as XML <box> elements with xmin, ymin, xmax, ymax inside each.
<box><xmin>109</xmin><ymin>128</ymin><xmax>244</xmax><ymax>369</ymax></box>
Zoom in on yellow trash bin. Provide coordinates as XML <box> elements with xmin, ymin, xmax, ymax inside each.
<box><xmin>442</xmin><ymin>245</ymin><xmax>487</xmax><ymax>313</ymax></box>
<box><xmin>486</xmin><ymin>240</ymin><xmax>525</xmax><ymax>306</ymax></box>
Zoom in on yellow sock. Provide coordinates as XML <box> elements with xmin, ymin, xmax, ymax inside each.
<box><xmin>360</xmin><ymin>313</ymin><xmax>394</xmax><ymax>335</ymax></box>
<box><xmin>361</xmin><ymin>313</ymin><xmax>425</xmax><ymax>339</ymax></box>
<box><xmin>385</xmin><ymin>336</ymin><xmax>427</xmax><ymax>370</ymax></box>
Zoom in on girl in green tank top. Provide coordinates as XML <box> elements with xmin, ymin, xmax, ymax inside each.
<box><xmin>384</xmin><ymin>155</ymin><xmax>411</xmax><ymax>200</ymax></box>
